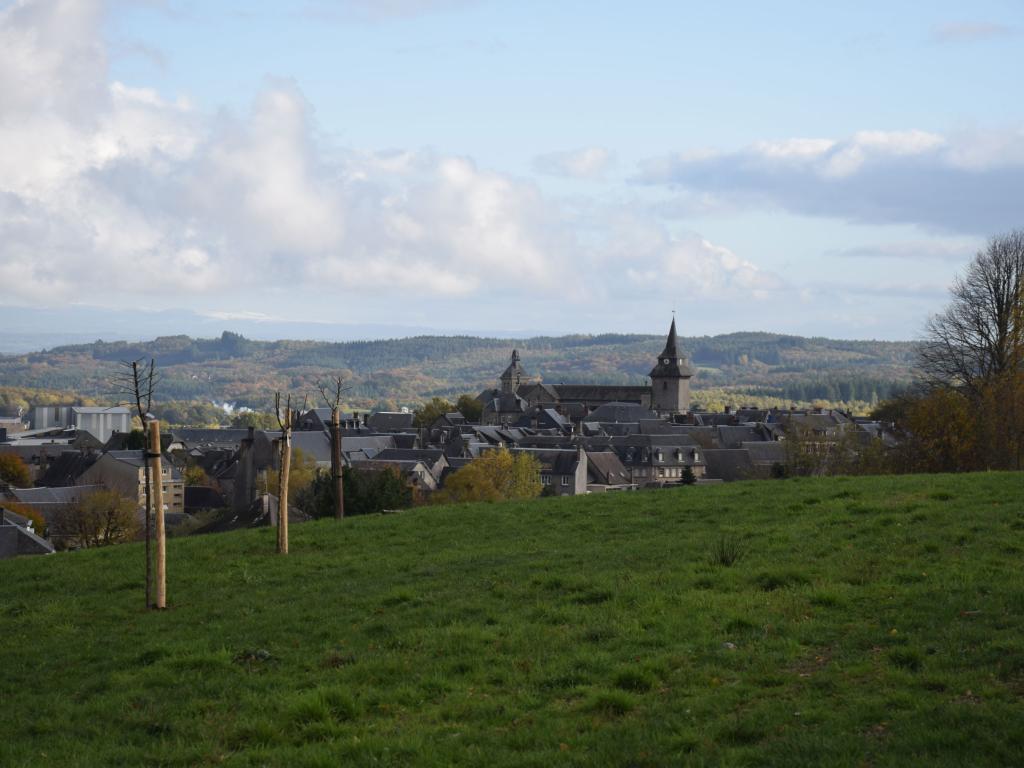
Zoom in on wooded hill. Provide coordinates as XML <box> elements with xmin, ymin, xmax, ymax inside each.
<box><xmin>0</xmin><ymin>330</ymin><xmax>917</xmax><ymax>414</ymax></box>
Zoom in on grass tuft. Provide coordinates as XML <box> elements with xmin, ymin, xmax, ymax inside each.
<box><xmin>708</xmin><ymin>534</ymin><xmax>745</xmax><ymax>567</ymax></box>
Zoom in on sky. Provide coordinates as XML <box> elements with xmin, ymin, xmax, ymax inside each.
<box><xmin>2</xmin><ymin>0</ymin><xmax>1023</xmax><ymax>342</ymax></box>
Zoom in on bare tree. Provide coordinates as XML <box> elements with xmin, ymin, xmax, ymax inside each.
<box><xmin>317</xmin><ymin>375</ymin><xmax>349</xmax><ymax>520</ymax></box>
<box><xmin>274</xmin><ymin>392</ymin><xmax>305</xmax><ymax>554</ymax></box>
<box><xmin>114</xmin><ymin>358</ymin><xmax>158</xmax><ymax>608</ymax></box>
<box><xmin>919</xmin><ymin>230</ymin><xmax>1024</xmax><ymax>397</ymax></box>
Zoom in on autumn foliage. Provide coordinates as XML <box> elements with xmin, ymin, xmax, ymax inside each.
<box><xmin>434</xmin><ymin>448</ymin><xmax>541</xmax><ymax>504</ymax></box>
<box><xmin>0</xmin><ymin>453</ymin><xmax>31</xmax><ymax>488</ymax></box>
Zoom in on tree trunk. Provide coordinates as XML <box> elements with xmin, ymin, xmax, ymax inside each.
<box><xmin>148</xmin><ymin>420</ymin><xmax>166</xmax><ymax>609</ymax></box>
<box><xmin>278</xmin><ymin>409</ymin><xmax>291</xmax><ymax>555</ymax></box>
<box><xmin>331</xmin><ymin>409</ymin><xmax>344</xmax><ymax>519</ymax></box>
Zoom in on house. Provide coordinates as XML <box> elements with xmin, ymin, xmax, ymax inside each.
<box><xmin>79</xmin><ymin>451</ymin><xmax>185</xmax><ymax>514</ymax></box>
<box><xmin>0</xmin><ymin>508</ymin><xmax>55</xmax><ymax>559</ymax></box>
<box><xmin>585</xmin><ymin>450</ymin><xmax>635</xmax><ymax>492</ymax></box>
<box><xmin>513</xmin><ymin>446</ymin><xmax>588</xmax><ymax>496</ymax></box>
<box><xmin>349</xmin><ymin>458</ymin><xmax>438</xmax><ymax>492</ymax></box>
<box><xmin>374</xmin><ymin>448</ymin><xmax>450</xmax><ymax>486</ymax></box>
<box><xmin>4</xmin><ymin>485</ymin><xmax>107</xmax><ymax>540</ymax></box>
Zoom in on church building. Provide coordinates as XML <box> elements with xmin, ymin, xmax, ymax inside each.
<box><xmin>478</xmin><ymin>318</ymin><xmax>694</xmax><ymax>425</ymax></box>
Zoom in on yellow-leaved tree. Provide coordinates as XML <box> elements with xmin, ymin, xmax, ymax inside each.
<box><xmin>435</xmin><ymin>448</ymin><xmax>541</xmax><ymax>504</ymax></box>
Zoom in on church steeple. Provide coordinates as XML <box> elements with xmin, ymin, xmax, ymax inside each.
<box><xmin>649</xmin><ymin>317</ymin><xmax>694</xmax><ymax>415</ymax></box>
<box><xmin>649</xmin><ymin>317</ymin><xmax>694</xmax><ymax>380</ymax></box>
<box><xmin>499</xmin><ymin>349</ymin><xmax>528</xmax><ymax>394</ymax></box>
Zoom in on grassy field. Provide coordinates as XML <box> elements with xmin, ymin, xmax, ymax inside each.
<box><xmin>3</xmin><ymin>473</ymin><xmax>1023</xmax><ymax>766</ymax></box>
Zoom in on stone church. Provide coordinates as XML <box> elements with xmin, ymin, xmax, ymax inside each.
<box><xmin>478</xmin><ymin>318</ymin><xmax>694</xmax><ymax>425</ymax></box>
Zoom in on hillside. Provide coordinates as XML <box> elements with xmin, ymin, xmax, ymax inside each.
<box><xmin>3</xmin><ymin>473</ymin><xmax>1023</xmax><ymax>766</ymax></box>
<box><xmin>0</xmin><ymin>331</ymin><xmax>916</xmax><ymax>413</ymax></box>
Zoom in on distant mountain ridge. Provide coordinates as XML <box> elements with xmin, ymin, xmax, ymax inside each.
<box><xmin>0</xmin><ymin>330</ymin><xmax>917</xmax><ymax>412</ymax></box>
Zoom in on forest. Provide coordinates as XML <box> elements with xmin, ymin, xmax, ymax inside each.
<box><xmin>0</xmin><ymin>329</ymin><xmax>916</xmax><ymax>420</ymax></box>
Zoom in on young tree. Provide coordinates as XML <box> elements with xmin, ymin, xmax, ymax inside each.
<box><xmin>0</xmin><ymin>453</ymin><xmax>31</xmax><ymax>487</ymax></box>
<box><xmin>317</xmin><ymin>375</ymin><xmax>348</xmax><ymax>520</ymax></box>
<box><xmin>114</xmin><ymin>358</ymin><xmax>157</xmax><ymax>608</ymax></box>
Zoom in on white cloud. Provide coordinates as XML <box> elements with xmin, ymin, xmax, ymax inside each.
<box><xmin>601</xmin><ymin>214</ymin><xmax>781</xmax><ymax>300</ymax></box>
<box><xmin>637</xmin><ymin>128</ymin><xmax>1024</xmax><ymax>234</ymax></box>
<box><xmin>533</xmin><ymin>147</ymin><xmax>614</xmax><ymax>180</ymax></box>
<box><xmin>0</xmin><ymin>0</ymin><xmax>779</xmax><ymax>331</ymax></box>
<box><xmin>0</xmin><ymin>0</ymin><xmax>588</xmax><ymax>307</ymax></box>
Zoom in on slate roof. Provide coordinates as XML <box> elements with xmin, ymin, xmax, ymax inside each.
<box><xmin>716</xmin><ymin>425</ymin><xmax>767</xmax><ymax>449</ymax></box>
<box><xmin>104</xmin><ymin>451</ymin><xmax>182</xmax><ymax>479</ymax></box>
<box><xmin>741</xmin><ymin>441</ymin><xmax>787</xmax><ymax>464</ymax></box>
<box><xmin>701</xmin><ymin>449</ymin><xmax>756</xmax><ymax>481</ymax></box>
<box><xmin>588</xmin><ymin>402</ymin><xmax>658</xmax><ymax>424</ymax></box>
<box><xmin>480</xmin><ymin>390</ymin><xmax>529</xmax><ymax>417</ymax></box>
<box><xmin>340</xmin><ymin>435</ymin><xmax>396</xmax><ymax>459</ymax></box>
<box><xmin>512</xmin><ymin>448</ymin><xmax>581</xmax><ymax>475</ymax></box>
<box><xmin>550</xmin><ymin>385</ymin><xmax>650</xmax><ymax>404</ymax></box>
<box><xmin>365</xmin><ymin>411</ymin><xmax>416</xmax><ymax>431</ymax></box>
<box><xmin>36</xmin><ymin>450</ymin><xmax>98</xmax><ymax>487</ymax></box>
<box><xmin>9</xmin><ymin>485</ymin><xmax>106</xmax><ymax>506</ymax></box>
<box><xmin>170</xmin><ymin>429</ymin><xmax>250</xmax><ymax>449</ymax></box>
<box><xmin>516</xmin><ymin>407</ymin><xmax>572</xmax><ymax>432</ymax></box>
<box><xmin>376</xmin><ymin>448</ymin><xmax>445</xmax><ymax>464</ymax></box>
<box><xmin>585</xmin><ymin>450</ymin><xmax>631</xmax><ymax>485</ymax></box>
<box><xmin>105</xmin><ymin>449</ymin><xmax>147</xmax><ymax>467</ymax></box>
<box><xmin>290</xmin><ymin>431</ymin><xmax>333</xmax><ymax>464</ymax></box>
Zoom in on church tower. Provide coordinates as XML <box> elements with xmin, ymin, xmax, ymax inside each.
<box><xmin>499</xmin><ymin>349</ymin><xmax>527</xmax><ymax>394</ymax></box>
<box><xmin>649</xmin><ymin>317</ymin><xmax>694</xmax><ymax>416</ymax></box>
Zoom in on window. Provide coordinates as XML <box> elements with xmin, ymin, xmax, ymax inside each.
<box><xmin>658</xmin><ymin>467</ymin><xmax>664</xmax><ymax>478</ymax></box>
<box><xmin>541</xmin><ymin>475</ymin><xmax>550</xmax><ymax>485</ymax></box>
<box><xmin>561</xmin><ymin>476</ymin><xmax>569</xmax><ymax>486</ymax></box>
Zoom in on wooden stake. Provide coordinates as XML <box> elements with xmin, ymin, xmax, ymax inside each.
<box><xmin>278</xmin><ymin>406</ymin><xmax>291</xmax><ymax>555</ymax></box>
<box><xmin>148</xmin><ymin>420</ymin><xmax>166</xmax><ymax>609</ymax></box>
<box><xmin>331</xmin><ymin>408</ymin><xmax>344</xmax><ymax>519</ymax></box>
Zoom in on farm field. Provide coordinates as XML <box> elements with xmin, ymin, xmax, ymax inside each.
<box><xmin>2</xmin><ymin>472</ymin><xmax>1023</xmax><ymax>766</ymax></box>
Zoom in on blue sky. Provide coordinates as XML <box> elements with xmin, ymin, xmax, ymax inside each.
<box><xmin>2</xmin><ymin>0</ymin><xmax>1023</xmax><ymax>341</ymax></box>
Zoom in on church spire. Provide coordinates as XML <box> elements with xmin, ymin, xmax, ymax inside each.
<box><xmin>660</xmin><ymin>317</ymin><xmax>679</xmax><ymax>359</ymax></box>
<box><xmin>649</xmin><ymin>316</ymin><xmax>694</xmax><ymax>380</ymax></box>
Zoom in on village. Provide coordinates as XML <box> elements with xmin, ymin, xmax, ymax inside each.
<box><xmin>0</xmin><ymin>319</ymin><xmax>900</xmax><ymax>558</ymax></box>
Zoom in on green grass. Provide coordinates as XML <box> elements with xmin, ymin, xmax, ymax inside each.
<box><xmin>3</xmin><ymin>472</ymin><xmax>1024</xmax><ymax>766</ymax></box>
